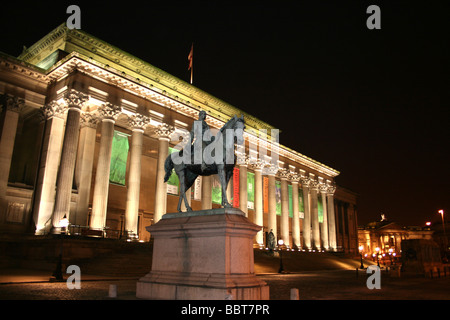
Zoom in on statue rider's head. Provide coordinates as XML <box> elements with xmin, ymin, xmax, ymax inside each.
<box><xmin>199</xmin><ymin>110</ymin><xmax>207</xmax><ymax>121</ymax></box>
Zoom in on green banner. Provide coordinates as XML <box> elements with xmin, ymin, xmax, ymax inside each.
<box><xmin>318</xmin><ymin>193</ymin><xmax>324</xmax><ymax>223</ymax></box>
<box><xmin>109</xmin><ymin>131</ymin><xmax>129</xmax><ymax>185</ymax></box>
<box><xmin>288</xmin><ymin>184</ymin><xmax>293</xmax><ymax>218</ymax></box>
<box><xmin>247</xmin><ymin>172</ymin><xmax>255</xmax><ymax>209</ymax></box>
<box><xmin>275</xmin><ymin>180</ymin><xmax>281</xmax><ymax>215</ymax></box>
<box><xmin>212</xmin><ymin>175</ymin><xmax>222</xmax><ymax>205</ymax></box>
<box><xmin>299</xmin><ymin>188</ymin><xmax>304</xmax><ymax>219</ymax></box>
<box><xmin>167</xmin><ymin>147</ymin><xmax>180</xmax><ymax>195</ymax></box>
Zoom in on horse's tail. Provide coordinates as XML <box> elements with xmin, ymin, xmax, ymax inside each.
<box><xmin>164</xmin><ymin>155</ymin><xmax>174</xmax><ymax>183</ymax></box>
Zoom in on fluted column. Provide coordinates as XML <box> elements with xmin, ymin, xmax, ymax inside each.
<box><xmin>237</xmin><ymin>153</ymin><xmax>248</xmax><ymax>217</ymax></box>
<box><xmin>319</xmin><ymin>183</ymin><xmax>329</xmax><ymax>250</ymax></box>
<box><xmin>290</xmin><ymin>173</ymin><xmax>301</xmax><ymax>249</ymax></box>
<box><xmin>125</xmin><ymin>113</ymin><xmax>150</xmax><ymax>237</ymax></box>
<box><xmin>154</xmin><ymin>123</ymin><xmax>174</xmax><ymax>223</ymax></box>
<box><xmin>52</xmin><ymin>90</ymin><xmax>88</xmax><ymax>232</ymax></box>
<box><xmin>301</xmin><ymin>177</ymin><xmax>311</xmax><ymax>249</ymax></box>
<box><xmin>0</xmin><ymin>94</ymin><xmax>24</xmax><ymax>199</ymax></box>
<box><xmin>279</xmin><ymin>169</ymin><xmax>290</xmax><ymax>248</ymax></box>
<box><xmin>250</xmin><ymin>160</ymin><xmax>264</xmax><ymax>246</ymax></box>
<box><xmin>201</xmin><ymin>175</ymin><xmax>212</xmax><ymax>210</ymax></box>
<box><xmin>90</xmin><ymin>103</ymin><xmax>122</xmax><ymax>231</ymax></box>
<box><xmin>74</xmin><ymin>112</ymin><xmax>99</xmax><ymax>226</ymax></box>
<box><xmin>327</xmin><ymin>186</ymin><xmax>337</xmax><ymax>251</ymax></box>
<box><xmin>310</xmin><ymin>178</ymin><xmax>321</xmax><ymax>250</ymax></box>
<box><xmin>266</xmin><ymin>165</ymin><xmax>278</xmax><ymax>242</ymax></box>
<box><xmin>33</xmin><ymin>101</ymin><xmax>67</xmax><ymax>234</ymax></box>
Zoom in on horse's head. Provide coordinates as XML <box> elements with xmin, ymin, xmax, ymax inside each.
<box><xmin>233</xmin><ymin>114</ymin><xmax>245</xmax><ymax>145</ymax></box>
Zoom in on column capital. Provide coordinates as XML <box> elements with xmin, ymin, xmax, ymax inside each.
<box><xmin>156</xmin><ymin>123</ymin><xmax>175</xmax><ymax>140</ymax></box>
<box><xmin>263</xmin><ymin>163</ymin><xmax>279</xmax><ymax>176</ymax></box>
<box><xmin>80</xmin><ymin>112</ymin><xmax>99</xmax><ymax>129</ymax></box>
<box><xmin>129</xmin><ymin>113</ymin><xmax>150</xmax><ymax>131</ymax></box>
<box><xmin>64</xmin><ymin>89</ymin><xmax>88</xmax><ymax>110</ymax></box>
<box><xmin>288</xmin><ymin>171</ymin><xmax>300</xmax><ymax>183</ymax></box>
<box><xmin>319</xmin><ymin>183</ymin><xmax>329</xmax><ymax>193</ymax></box>
<box><xmin>300</xmin><ymin>177</ymin><xmax>311</xmax><ymax>187</ymax></box>
<box><xmin>249</xmin><ymin>158</ymin><xmax>265</xmax><ymax>171</ymax></box>
<box><xmin>277</xmin><ymin>168</ymin><xmax>290</xmax><ymax>180</ymax></box>
<box><xmin>309</xmin><ymin>179</ymin><xmax>320</xmax><ymax>191</ymax></box>
<box><xmin>327</xmin><ymin>186</ymin><xmax>336</xmax><ymax>195</ymax></box>
<box><xmin>42</xmin><ymin>101</ymin><xmax>66</xmax><ymax>120</ymax></box>
<box><xmin>98</xmin><ymin>102</ymin><xmax>121</xmax><ymax>121</ymax></box>
<box><xmin>236</xmin><ymin>151</ymin><xmax>249</xmax><ymax>166</ymax></box>
<box><xmin>1</xmin><ymin>94</ymin><xmax>25</xmax><ymax>113</ymax></box>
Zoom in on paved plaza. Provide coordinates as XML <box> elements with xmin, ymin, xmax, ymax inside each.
<box><xmin>0</xmin><ymin>268</ymin><xmax>449</xmax><ymax>300</ymax></box>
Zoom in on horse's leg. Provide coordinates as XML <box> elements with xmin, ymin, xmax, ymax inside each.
<box><xmin>218</xmin><ymin>165</ymin><xmax>231</xmax><ymax>208</ymax></box>
<box><xmin>177</xmin><ymin>170</ymin><xmax>185</xmax><ymax>212</ymax></box>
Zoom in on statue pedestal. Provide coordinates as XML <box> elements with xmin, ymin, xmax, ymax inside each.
<box><xmin>136</xmin><ymin>208</ymin><xmax>269</xmax><ymax>300</ymax></box>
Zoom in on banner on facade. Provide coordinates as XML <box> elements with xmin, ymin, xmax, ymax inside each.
<box><xmin>318</xmin><ymin>193</ymin><xmax>324</xmax><ymax>223</ymax></box>
<box><xmin>109</xmin><ymin>130</ymin><xmax>129</xmax><ymax>185</ymax></box>
<box><xmin>212</xmin><ymin>175</ymin><xmax>222</xmax><ymax>205</ymax></box>
<box><xmin>275</xmin><ymin>180</ymin><xmax>281</xmax><ymax>215</ymax></box>
<box><xmin>288</xmin><ymin>184</ymin><xmax>293</xmax><ymax>218</ymax></box>
<box><xmin>166</xmin><ymin>147</ymin><xmax>179</xmax><ymax>195</ymax></box>
<box><xmin>299</xmin><ymin>188</ymin><xmax>305</xmax><ymax>219</ymax></box>
<box><xmin>247</xmin><ymin>172</ymin><xmax>255</xmax><ymax>210</ymax></box>
<box><xmin>233</xmin><ymin>167</ymin><xmax>239</xmax><ymax>208</ymax></box>
<box><xmin>263</xmin><ymin>176</ymin><xmax>269</xmax><ymax>213</ymax></box>
<box><xmin>192</xmin><ymin>176</ymin><xmax>202</xmax><ymax>201</ymax></box>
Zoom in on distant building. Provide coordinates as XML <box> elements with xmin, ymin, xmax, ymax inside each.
<box><xmin>358</xmin><ymin>215</ymin><xmax>434</xmax><ymax>263</ymax></box>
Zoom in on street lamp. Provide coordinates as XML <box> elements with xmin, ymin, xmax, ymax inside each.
<box><xmin>278</xmin><ymin>239</ymin><xmax>284</xmax><ymax>274</ymax></box>
<box><xmin>375</xmin><ymin>247</ymin><xmax>380</xmax><ymax>267</ymax></box>
<box><xmin>358</xmin><ymin>245</ymin><xmax>364</xmax><ymax>269</ymax></box>
<box><xmin>438</xmin><ymin>210</ymin><xmax>447</xmax><ymax>249</ymax></box>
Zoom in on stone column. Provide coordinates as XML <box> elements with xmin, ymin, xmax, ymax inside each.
<box><xmin>90</xmin><ymin>103</ymin><xmax>121</xmax><ymax>231</ymax></box>
<box><xmin>326</xmin><ymin>186</ymin><xmax>337</xmax><ymax>251</ymax></box>
<box><xmin>125</xmin><ymin>113</ymin><xmax>150</xmax><ymax>237</ymax></box>
<box><xmin>266</xmin><ymin>165</ymin><xmax>278</xmax><ymax>241</ymax></box>
<box><xmin>250</xmin><ymin>160</ymin><xmax>264</xmax><ymax>246</ymax></box>
<box><xmin>319</xmin><ymin>184</ymin><xmax>329</xmax><ymax>250</ymax></box>
<box><xmin>33</xmin><ymin>101</ymin><xmax>67</xmax><ymax>234</ymax></box>
<box><xmin>74</xmin><ymin>112</ymin><xmax>98</xmax><ymax>226</ymax></box>
<box><xmin>154</xmin><ymin>123</ymin><xmax>174</xmax><ymax>223</ymax></box>
<box><xmin>0</xmin><ymin>94</ymin><xmax>24</xmax><ymax>199</ymax></box>
<box><xmin>301</xmin><ymin>177</ymin><xmax>311</xmax><ymax>249</ymax></box>
<box><xmin>201</xmin><ymin>176</ymin><xmax>212</xmax><ymax>210</ymax></box>
<box><xmin>279</xmin><ymin>169</ymin><xmax>290</xmax><ymax>248</ymax></box>
<box><xmin>310</xmin><ymin>178</ymin><xmax>321</xmax><ymax>250</ymax></box>
<box><xmin>52</xmin><ymin>90</ymin><xmax>88</xmax><ymax>232</ymax></box>
<box><xmin>290</xmin><ymin>173</ymin><xmax>301</xmax><ymax>249</ymax></box>
<box><xmin>238</xmin><ymin>153</ymin><xmax>248</xmax><ymax>217</ymax></box>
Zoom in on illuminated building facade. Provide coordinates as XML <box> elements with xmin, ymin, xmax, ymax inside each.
<box><xmin>0</xmin><ymin>24</ymin><xmax>358</xmax><ymax>253</ymax></box>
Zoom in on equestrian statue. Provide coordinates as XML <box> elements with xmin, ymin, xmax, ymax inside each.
<box><xmin>163</xmin><ymin>111</ymin><xmax>245</xmax><ymax>212</ymax></box>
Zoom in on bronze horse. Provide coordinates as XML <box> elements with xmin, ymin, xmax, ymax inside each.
<box><xmin>164</xmin><ymin>115</ymin><xmax>245</xmax><ymax>212</ymax></box>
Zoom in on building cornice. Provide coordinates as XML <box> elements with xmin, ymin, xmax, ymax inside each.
<box><xmin>14</xmin><ymin>23</ymin><xmax>340</xmax><ymax>178</ymax></box>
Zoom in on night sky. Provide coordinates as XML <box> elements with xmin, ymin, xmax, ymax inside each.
<box><xmin>1</xmin><ymin>1</ymin><xmax>449</xmax><ymax>226</ymax></box>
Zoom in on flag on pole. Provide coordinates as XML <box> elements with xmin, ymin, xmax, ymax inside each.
<box><xmin>188</xmin><ymin>43</ymin><xmax>193</xmax><ymax>84</ymax></box>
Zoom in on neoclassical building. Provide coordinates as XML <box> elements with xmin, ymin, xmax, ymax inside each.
<box><xmin>0</xmin><ymin>23</ymin><xmax>358</xmax><ymax>253</ymax></box>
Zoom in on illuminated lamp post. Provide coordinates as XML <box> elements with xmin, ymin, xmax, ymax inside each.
<box><xmin>375</xmin><ymin>247</ymin><xmax>380</xmax><ymax>267</ymax></box>
<box><xmin>278</xmin><ymin>239</ymin><xmax>285</xmax><ymax>274</ymax></box>
<box><xmin>359</xmin><ymin>245</ymin><xmax>365</xmax><ymax>269</ymax></box>
<box><xmin>388</xmin><ymin>248</ymin><xmax>394</xmax><ymax>265</ymax></box>
<box><xmin>438</xmin><ymin>210</ymin><xmax>447</xmax><ymax>249</ymax></box>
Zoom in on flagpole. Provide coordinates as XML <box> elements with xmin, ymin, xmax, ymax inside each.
<box><xmin>188</xmin><ymin>43</ymin><xmax>193</xmax><ymax>84</ymax></box>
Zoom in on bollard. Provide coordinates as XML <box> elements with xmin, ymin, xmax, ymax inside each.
<box><xmin>290</xmin><ymin>288</ymin><xmax>299</xmax><ymax>300</ymax></box>
<box><xmin>108</xmin><ymin>284</ymin><xmax>117</xmax><ymax>298</ymax></box>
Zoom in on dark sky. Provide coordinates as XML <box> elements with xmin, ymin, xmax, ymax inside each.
<box><xmin>1</xmin><ymin>1</ymin><xmax>449</xmax><ymax>226</ymax></box>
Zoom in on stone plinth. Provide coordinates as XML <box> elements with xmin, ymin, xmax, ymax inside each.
<box><xmin>136</xmin><ymin>208</ymin><xmax>269</xmax><ymax>300</ymax></box>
